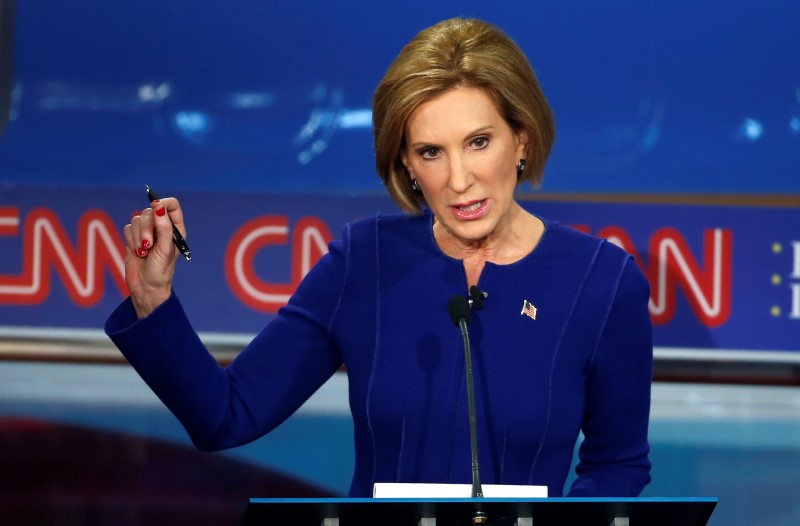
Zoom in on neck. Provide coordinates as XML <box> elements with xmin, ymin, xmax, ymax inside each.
<box><xmin>432</xmin><ymin>204</ymin><xmax>544</xmax><ymax>287</ymax></box>
<box><xmin>434</xmin><ymin>204</ymin><xmax>540</xmax><ymax>263</ymax></box>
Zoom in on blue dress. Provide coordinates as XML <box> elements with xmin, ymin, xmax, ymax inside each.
<box><xmin>106</xmin><ymin>211</ymin><xmax>653</xmax><ymax>497</ymax></box>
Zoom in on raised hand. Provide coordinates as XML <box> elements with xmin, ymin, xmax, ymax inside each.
<box><xmin>123</xmin><ymin>197</ymin><xmax>187</xmax><ymax>318</ymax></box>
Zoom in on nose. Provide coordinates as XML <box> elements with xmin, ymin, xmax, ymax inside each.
<box><xmin>447</xmin><ymin>153</ymin><xmax>474</xmax><ymax>194</ymax></box>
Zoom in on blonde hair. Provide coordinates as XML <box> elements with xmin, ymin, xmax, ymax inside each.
<box><xmin>372</xmin><ymin>17</ymin><xmax>556</xmax><ymax>213</ymax></box>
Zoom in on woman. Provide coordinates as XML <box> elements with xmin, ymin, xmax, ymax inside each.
<box><xmin>106</xmin><ymin>17</ymin><xmax>652</xmax><ymax>498</ymax></box>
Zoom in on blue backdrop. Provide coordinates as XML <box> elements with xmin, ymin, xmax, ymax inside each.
<box><xmin>2</xmin><ymin>0</ymin><xmax>798</xmax><ymax>193</ymax></box>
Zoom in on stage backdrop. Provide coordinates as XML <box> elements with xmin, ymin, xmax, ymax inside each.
<box><xmin>1</xmin><ymin>0</ymin><xmax>799</xmax><ymax>357</ymax></box>
<box><xmin>1</xmin><ymin>185</ymin><xmax>799</xmax><ymax>356</ymax></box>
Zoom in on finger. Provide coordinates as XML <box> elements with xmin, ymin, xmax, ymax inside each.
<box><xmin>152</xmin><ymin>203</ymin><xmax>177</xmax><ymax>258</ymax></box>
<box><xmin>156</xmin><ymin>197</ymin><xmax>187</xmax><ymax>239</ymax></box>
<box><xmin>122</xmin><ymin>240</ymin><xmax>146</xmax><ymax>295</ymax></box>
<box><xmin>138</xmin><ymin>208</ymin><xmax>155</xmax><ymax>252</ymax></box>
<box><xmin>124</xmin><ymin>223</ymin><xmax>149</xmax><ymax>260</ymax></box>
<box><xmin>123</xmin><ymin>241</ymin><xmax>141</xmax><ymax>272</ymax></box>
<box><xmin>123</xmin><ymin>223</ymin><xmax>136</xmax><ymax>254</ymax></box>
<box><xmin>129</xmin><ymin>215</ymin><xmax>144</xmax><ymax>256</ymax></box>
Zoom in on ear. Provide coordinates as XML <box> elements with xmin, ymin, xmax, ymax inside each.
<box><xmin>400</xmin><ymin>150</ymin><xmax>414</xmax><ymax>179</ymax></box>
<box><xmin>515</xmin><ymin>130</ymin><xmax>529</xmax><ymax>158</ymax></box>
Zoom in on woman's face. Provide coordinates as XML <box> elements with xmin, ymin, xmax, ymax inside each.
<box><xmin>401</xmin><ymin>86</ymin><xmax>527</xmax><ymax>248</ymax></box>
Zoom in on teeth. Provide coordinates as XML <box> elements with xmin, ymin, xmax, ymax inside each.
<box><xmin>459</xmin><ymin>201</ymin><xmax>482</xmax><ymax>212</ymax></box>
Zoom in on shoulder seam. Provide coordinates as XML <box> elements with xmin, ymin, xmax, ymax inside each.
<box><xmin>587</xmin><ymin>243</ymin><xmax>633</xmax><ymax>368</ymax></box>
<box><xmin>327</xmin><ymin>222</ymin><xmax>352</xmax><ymax>335</ymax></box>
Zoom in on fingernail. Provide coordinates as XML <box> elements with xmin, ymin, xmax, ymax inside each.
<box><xmin>141</xmin><ymin>239</ymin><xmax>151</xmax><ymax>249</ymax></box>
<box><xmin>136</xmin><ymin>248</ymin><xmax>148</xmax><ymax>257</ymax></box>
<box><xmin>156</xmin><ymin>207</ymin><xmax>166</xmax><ymax>217</ymax></box>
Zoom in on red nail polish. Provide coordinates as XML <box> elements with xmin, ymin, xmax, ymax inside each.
<box><xmin>156</xmin><ymin>207</ymin><xmax>166</xmax><ymax>217</ymax></box>
<box><xmin>136</xmin><ymin>248</ymin><xmax>148</xmax><ymax>257</ymax></box>
<box><xmin>141</xmin><ymin>239</ymin><xmax>151</xmax><ymax>249</ymax></box>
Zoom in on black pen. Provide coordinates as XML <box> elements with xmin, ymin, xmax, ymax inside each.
<box><xmin>145</xmin><ymin>185</ymin><xmax>192</xmax><ymax>262</ymax></box>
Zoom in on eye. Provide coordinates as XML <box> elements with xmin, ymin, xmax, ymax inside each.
<box><xmin>470</xmin><ymin>135</ymin><xmax>490</xmax><ymax>150</ymax></box>
<box><xmin>418</xmin><ymin>146</ymin><xmax>440</xmax><ymax>160</ymax></box>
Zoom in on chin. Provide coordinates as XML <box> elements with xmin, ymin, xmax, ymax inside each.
<box><xmin>449</xmin><ymin>220</ymin><xmax>497</xmax><ymax>243</ymax></box>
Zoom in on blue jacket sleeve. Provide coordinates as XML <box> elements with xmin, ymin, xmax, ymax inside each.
<box><xmin>105</xmin><ymin>232</ymin><xmax>349</xmax><ymax>451</ymax></box>
<box><xmin>568</xmin><ymin>256</ymin><xmax>653</xmax><ymax>497</ymax></box>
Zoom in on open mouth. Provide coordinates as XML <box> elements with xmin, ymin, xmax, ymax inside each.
<box><xmin>451</xmin><ymin>199</ymin><xmax>488</xmax><ymax>220</ymax></box>
<box><xmin>457</xmin><ymin>201</ymin><xmax>483</xmax><ymax>212</ymax></box>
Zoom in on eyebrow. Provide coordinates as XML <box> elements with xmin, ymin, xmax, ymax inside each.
<box><xmin>409</xmin><ymin>125</ymin><xmax>495</xmax><ymax>149</ymax></box>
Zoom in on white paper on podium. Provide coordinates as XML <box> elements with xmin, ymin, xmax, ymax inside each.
<box><xmin>372</xmin><ymin>483</ymin><xmax>547</xmax><ymax>499</ymax></box>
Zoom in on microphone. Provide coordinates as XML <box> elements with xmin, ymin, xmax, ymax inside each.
<box><xmin>449</xmin><ymin>294</ymin><xmax>473</xmax><ymax>325</ymax></box>
<box><xmin>469</xmin><ymin>286</ymin><xmax>488</xmax><ymax>309</ymax></box>
<box><xmin>448</xmin><ymin>294</ymin><xmax>485</xmax><ymax>509</ymax></box>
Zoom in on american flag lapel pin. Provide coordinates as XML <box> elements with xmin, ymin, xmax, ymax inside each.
<box><xmin>521</xmin><ymin>299</ymin><xmax>537</xmax><ymax>320</ymax></box>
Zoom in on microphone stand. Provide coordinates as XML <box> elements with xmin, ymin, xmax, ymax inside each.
<box><xmin>450</xmin><ymin>294</ymin><xmax>488</xmax><ymax>525</ymax></box>
<box><xmin>456</xmin><ymin>317</ymin><xmax>484</xmax><ymax>501</ymax></box>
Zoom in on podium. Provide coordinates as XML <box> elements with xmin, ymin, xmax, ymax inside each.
<box><xmin>241</xmin><ymin>497</ymin><xmax>717</xmax><ymax>526</ymax></box>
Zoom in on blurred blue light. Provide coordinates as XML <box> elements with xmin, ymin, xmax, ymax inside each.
<box><xmin>739</xmin><ymin>118</ymin><xmax>763</xmax><ymax>141</ymax></box>
<box><xmin>229</xmin><ymin>92</ymin><xmax>274</xmax><ymax>109</ymax></box>
<box><xmin>790</xmin><ymin>117</ymin><xmax>800</xmax><ymax>135</ymax></box>
<box><xmin>337</xmin><ymin>109</ymin><xmax>372</xmax><ymax>129</ymax></box>
<box><xmin>137</xmin><ymin>83</ymin><xmax>171</xmax><ymax>103</ymax></box>
<box><xmin>174</xmin><ymin>111</ymin><xmax>211</xmax><ymax>140</ymax></box>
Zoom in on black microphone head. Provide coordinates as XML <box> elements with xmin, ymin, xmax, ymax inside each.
<box><xmin>449</xmin><ymin>295</ymin><xmax>472</xmax><ymax>326</ymax></box>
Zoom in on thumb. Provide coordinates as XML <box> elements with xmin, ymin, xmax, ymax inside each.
<box><xmin>152</xmin><ymin>205</ymin><xmax>177</xmax><ymax>260</ymax></box>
